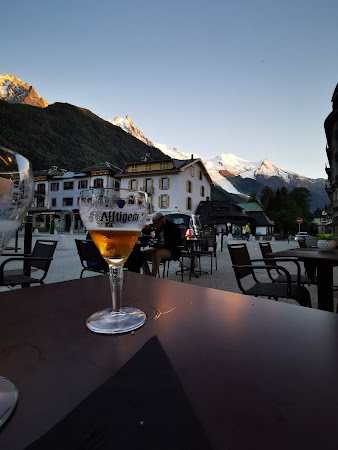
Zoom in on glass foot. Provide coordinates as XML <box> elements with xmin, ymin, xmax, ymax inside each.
<box><xmin>86</xmin><ymin>307</ymin><xmax>146</xmax><ymax>334</ymax></box>
<box><xmin>0</xmin><ymin>377</ymin><xmax>18</xmax><ymax>427</ymax></box>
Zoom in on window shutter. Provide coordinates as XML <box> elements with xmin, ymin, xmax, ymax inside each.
<box><xmin>200</xmin><ymin>186</ymin><xmax>202</xmax><ymax>196</ymax></box>
<box><xmin>128</xmin><ymin>180</ymin><xmax>131</xmax><ymax>190</ymax></box>
<box><xmin>167</xmin><ymin>178</ymin><xmax>170</xmax><ymax>189</ymax></box>
<box><xmin>78</xmin><ymin>181</ymin><xmax>80</xmax><ymax>189</ymax></box>
<box><xmin>186</xmin><ymin>197</ymin><xmax>188</xmax><ymax>209</ymax></box>
<box><xmin>191</xmin><ymin>182</ymin><xmax>193</xmax><ymax>193</ymax></box>
<box><xmin>159</xmin><ymin>179</ymin><xmax>161</xmax><ymax>189</ymax></box>
<box><xmin>158</xmin><ymin>196</ymin><xmax>161</xmax><ymax>208</ymax></box>
<box><xmin>143</xmin><ymin>180</ymin><xmax>145</xmax><ymax>190</ymax></box>
<box><xmin>186</xmin><ymin>180</ymin><xmax>189</xmax><ymax>192</ymax></box>
<box><xmin>136</xmin><ymin>180</ymin><xmax>139</xmax><ymax>190</ymax></box>
<box><xmin>167</xmin><ymin>195</ymin><xmax>170</xmax><ymax>208</ymax></box>
<box><xmin>151</xmin><ymin>178</ymin><xmax>154</xmax><ymax>188</ymax></box>
<box><xmin>57</xmin><ymin>183</ymin><xmax>59</xmax><ymax>191</ymax></box>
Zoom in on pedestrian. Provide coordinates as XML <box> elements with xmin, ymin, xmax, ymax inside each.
<box><xmin>245</xmin><ymin>223</ymin><xmax>251</xmax><ymax>241</ymax></box>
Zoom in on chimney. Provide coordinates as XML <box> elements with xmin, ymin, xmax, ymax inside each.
<box><xmin>191</xmin><ymin>154</ymin><xmax>194</xmax><ymax>160</ymax></box>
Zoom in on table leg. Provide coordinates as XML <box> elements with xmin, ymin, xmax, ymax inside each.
<box><xmin>316</xmin><ymin>263</ymin><xmax>334</xmax><ymax>312</ymax></box>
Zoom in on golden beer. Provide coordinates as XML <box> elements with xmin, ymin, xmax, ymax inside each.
<box><xmin>89</xmin><ymin>229</ymin><xmax>139</xmax><ymax>265</ymax></box>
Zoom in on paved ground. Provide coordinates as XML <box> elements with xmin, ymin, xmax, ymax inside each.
<box><xmin>1</xmin><ymin>230</ymin><xmax>338</xmax><ymax>311</ymax></box>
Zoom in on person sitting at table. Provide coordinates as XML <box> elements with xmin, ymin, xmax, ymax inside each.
<box><xmin>141</xmin><ymin>212</ymin><xmax>182</xmax><ymax>277</ymax></box>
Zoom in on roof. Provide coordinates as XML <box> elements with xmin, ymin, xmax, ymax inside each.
<box><xmin>237</xmin><ymin>202</ymin><xmax>263</xmax><ymax>212</ymax></box>
<box><xmin>82</xmin><ymin>161</ymin><xmax>122</xmax><ymax>173</ymax></box>
<box><xmin>246</xmin><ymin>211</ymin><xmax>274</xmax><ymax>226</ymax></box>
<box><xmin>121</xmin><ymin>158</ymin><xmax>214</xmax><ymax>186</ymax></box>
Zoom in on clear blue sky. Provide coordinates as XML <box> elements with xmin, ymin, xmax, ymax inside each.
<box><xmin>2</xmin><ymin>0</ymin><xmax>338</xmax><ymax>179</ymax></box>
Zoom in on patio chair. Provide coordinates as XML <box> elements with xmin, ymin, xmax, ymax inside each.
<box><xmin>228</xmin><ymin>243</ymin><xmax>312</xmax><ymax>307</ymax></box>
<box><xmin>75</xmin><ymin>239</ymin><xmax>109</xmax><ymax>278</ymax></box>
<box><xmin>199</xmin><ymin>235</ymin><xmax>217</xmax><ymax>274</ymax></box>
<box><xmin>259</xmin><ymin>242</ymin><xmax>316</xmax><ymax>285</ymax></box>
<box><xmin>297</xmin><ymin>239</ymin><xmax>317</xmax><ymax>281</ymax></box>
<box><xmin>0</xmin><ymin>240</ymin><xmax>58</xmax><ymax>288</ymax></box>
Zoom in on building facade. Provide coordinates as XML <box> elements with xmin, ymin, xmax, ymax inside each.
<box><xmin>30</xmin><ymin>162</ymin><xmax>121</xmax><ymax>232</ymax></box>
<box><xmin>324</xmin><ymin>84</ymin><xmax>338</xmax><ymax>234</ymax></box>
<box><xmin>118</xmin><ymin>158</ymin><xmax>214</xmax><ymax>215</ymax></box>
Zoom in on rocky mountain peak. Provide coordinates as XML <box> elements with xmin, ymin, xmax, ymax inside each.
<box><xmin>0</xmin><ymin>73</ymin><xmax>49</xmax><ymax>108</ymax></box>
<box><xmin>107</xmin><ymin>115</ymin><xmax>155</xmax><ymax>147</ymax></box>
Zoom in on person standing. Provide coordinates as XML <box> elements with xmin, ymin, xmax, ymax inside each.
<box><xmin>245</xmin><ymin>223</ymin><xmax>251</xmax><ymax>241</ymax></box>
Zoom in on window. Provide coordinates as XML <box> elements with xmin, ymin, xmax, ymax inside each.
<box><xmin>200</xmin><ymin>186</ymin><xmax>205</xmax><ymax>197</ymax></box>
<box><xmin>160</xmin><ymin>195</ymin><xmax>169</xmax><ymax>208</ymax></box>
<box><xmin>130</xmin><ymin>164</ymin><xmax>137</xmax><ymax>172</ymax></box>
<box><xmin>145</xmin><ymin>163</ymin><xmax>152</xmax><ymax>171</ymax></box>
<box><xmin>160</xmin><ymin>177</ymin><xmax>169</xmax><ymax>189</ymax></box>
<box><xmin>190</xmin><ymin>166</ymin><xmax>194</xmax><ymax>177</ymax></box>
<box><xmin>63</xmin><ymin>198</ymin><xmax>73</xmax><ymax>206</ymax></box>
<box><xmin>160</xmin><ymin>161</ymin><xmax>170</xmax><ymax>170</ymax></box>
<box><xmin>78</xmin><ymin>180</ymin><xmax>88</xmax><ymax>189</ymax></box>
<box><xmin>187</xmin><ymin>197</ymin><xmax>192</xmax><ymax>210</ymax></box>
<box><xmin>130</xmin><ymin>179</ymin><xmax>137</xmax><ymax>190</ymax></box>
<box><xmin>93</xmin><ymin>178</ymin><xmax>104</xmax><ymax>188</ymax></box>
<box><xmin>64</xmin><ymin>181</ymin><xmax>74</xmax><ymax>190</ymax></box>
<box><xmin>37</xmin><ymin>198</ymin><xmax>44</xmax><ymax>207</ymax></box>
<box><xmin>36</xmin><ymin>183</ymin><xmax>45</xmax><ymax>194</ymax></box>
<box><xmin>52</xmin><ymin>198</ymin><xmax>57</xmax><ymax>207</ymax></box>
<box><xmin>50</xmin><ymin>182</ymin><xmax>59</xmax><ymax>192</ymax></box>
<box><xmin>145</xmin><ymin>178</ymin><xmax>152</xmax><ymax>193</ymax></box>
<box><xmin>198</xmin><ymin>170</ymin><xmax>203</xmax><ymax>181</ymax></box>
<box><xmin>186</xmin><ymin>180</ymin><xmax>192</xmax><ymax>193</ymax></box>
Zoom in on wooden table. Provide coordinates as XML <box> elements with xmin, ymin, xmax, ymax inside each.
<box><xmin>270</xmin><ymin>247</ymin><xmax>338</xmax><ymax>312</ymax></box>
<box><xmin>0</xmin><ymin>273</ymin><xmax>338</xmax><ymax>449</ymax></box>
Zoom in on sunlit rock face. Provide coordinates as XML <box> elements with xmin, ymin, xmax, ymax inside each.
<box><xmin>0</xmin><ymin>74</ymin><xmax>49</xmax><ymax>108</ymax></box>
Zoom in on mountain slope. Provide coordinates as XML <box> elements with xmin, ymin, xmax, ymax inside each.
<box><xmin>0</xmin><ymin>100</ymin><xmax>167</xmax><ymax>171</ymax></box>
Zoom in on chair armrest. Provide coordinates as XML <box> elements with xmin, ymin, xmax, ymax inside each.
<box><xmin>232</xmin><ymin>263</ymin><xmax>292</xmax><ymax>295</ymax></box>
<box><xmin>0</xmin><ymin>257</ymin><xmax>53</xmax><ymax>272</ymax></box>
<box><xmin>251</xmin><ymin>258</ymin><xmax>301</xmax><ymax>282</ymax></box>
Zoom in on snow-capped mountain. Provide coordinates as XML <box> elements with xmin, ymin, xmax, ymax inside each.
<box><xmin>112</xmin><ymin>117</ymin><xmax>328</xmax><ymax>210</ymax></box>
<box><xmin>0</xmin><ymin>74</ymin><xmax>49</xmax><ymax>107</ymax></box>
<box><xmin>107</xmin><ymin>115</ymin><xmax>154</xmax><ymax>147</ymax></box>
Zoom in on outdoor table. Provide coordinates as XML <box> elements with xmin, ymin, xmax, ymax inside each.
<box><xmin>0</xmin><ymin>272</ymin><xmax>337</xmax><ymax>449</ymax></box>
<box><xmin>269</xmin><ymin>247</ymin><xmax>338</xmax><ymax>312</ymax></box>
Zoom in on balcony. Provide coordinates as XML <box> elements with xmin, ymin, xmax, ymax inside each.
<box><xmin>34</xmin><ymin>188</ymin><xmax>46</xmax><ymax>198</ymax></box>
<box><xmin>325</xmin><ymin>164</ymin><xmax>332</xmax><ymax>175</ymax></box>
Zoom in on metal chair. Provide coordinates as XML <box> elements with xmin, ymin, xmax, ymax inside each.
<box><xmin>75</xmin><ymin>239</ymin><xmax>109</xmax><ymax>278</ymax></box>
<box><xmin>228</xmin><ymin>243</ymin><xmax>312</xmax><ymax>308</ymax></box>
<box><xmin>199</xmin><ymin>235</ymin><xmax>217</xmax><ymax>274</ymax></box>
<box><xmin>259</xmin><ymin>242</ymin><xmax>316</xmax><ymax>285</ymax></box>
<box><xmin>0</xmin><ymin>240</ymin><xmax>58</xmax><ymax>288</ymax></box>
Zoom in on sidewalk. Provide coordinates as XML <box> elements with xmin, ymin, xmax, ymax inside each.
<box><xmin>1</xmin><ymin>231</ymin><xmax>337</xmax><ymax>311</ymax></box>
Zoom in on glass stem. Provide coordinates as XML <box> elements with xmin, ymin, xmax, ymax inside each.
<box><xmin>108</xmin><ymin>264</ymin><xmax>124</xmax><ymax>313</ymax></box>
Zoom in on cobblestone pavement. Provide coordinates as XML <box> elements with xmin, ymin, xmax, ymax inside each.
<box><xmin>1</xmin><ymin>231</ymin><xmax>338</xmax><ymax>311</ymax></box>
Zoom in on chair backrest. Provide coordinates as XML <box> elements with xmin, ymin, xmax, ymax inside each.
<box><xmin>298</xmin><ymin>240</ymin><xmax>307</xmax><ymax>248</ymax></box>
<box><xmin>75</xmin><ymin>240</ymin><xmax>108</xmax><ymax>270</ymax></box>
<box><xmin>228</xmin><ymin>243</ymin><xmax>253</xmax><ymax>280</ymax></box>
<box><xmin>259</xmin><ymin>242</ymin><xmax>275</xmax><ymax>265</ymax></box>
<box><xmin>30</xmin><ymin>240</ymin><xmax>57</xmax><ymax>271</ymax></box>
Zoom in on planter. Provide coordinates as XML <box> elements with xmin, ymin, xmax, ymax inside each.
<box><xmin>317</xmin><ymin>239</ymin><xmax>336</xmax><ymax>252</ymax></box>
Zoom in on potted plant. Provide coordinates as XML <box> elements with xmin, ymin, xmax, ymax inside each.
<box><xmin>317</xmin><ymin>234</ymin><xmax>336</xmax><ymax>252</ymax></box>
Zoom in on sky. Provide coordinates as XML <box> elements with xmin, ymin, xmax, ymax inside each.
<box><xmin>1</xmin><ymin>0</ymin><xmax>338</xmax><ymax>179</ymax></box>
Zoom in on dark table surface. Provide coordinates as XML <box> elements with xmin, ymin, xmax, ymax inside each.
<box><xmin>0</xmin><ymin>272</ymin><xmax>338</xmax><ymax>449</ymax></box>
<box><xmin>270</xmin><ymin>247</ymin><xmax>338</xmax><ymax>312</ymax></box>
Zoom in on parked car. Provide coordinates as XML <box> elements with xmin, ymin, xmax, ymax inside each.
<box><xmin>164</xmin><ymin>213</ymin><xmax>202</xmax><ymax>238</ymax></box>
<box><xmin>295</xmin><ymin>232</ymin><xmax>309</xmax><ymax>241</ymax></box>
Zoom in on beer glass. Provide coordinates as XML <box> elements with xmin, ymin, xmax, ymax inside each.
<box><xmin>79</xmin><ymin>188</ymin><xmax>149</xmax><ymax>334</ymax></box>
<box><xmin>0</xmin><ymin>146</ymin><xmax>34</xmax><ymax>426</ymax></box>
